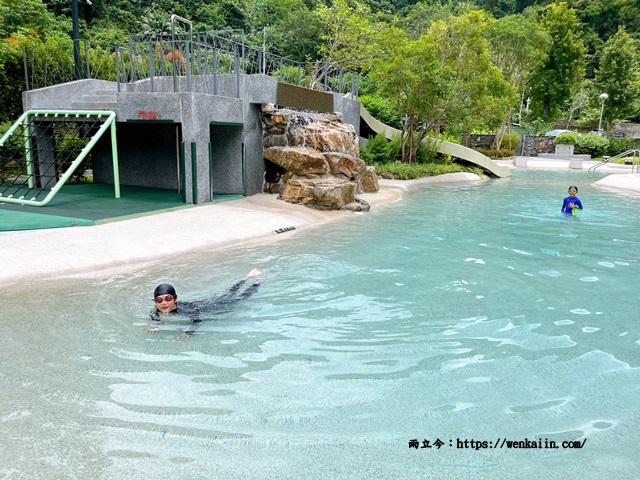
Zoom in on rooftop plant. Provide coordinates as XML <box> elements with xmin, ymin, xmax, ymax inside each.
<box><xmin>554</xmin><ymin>132</ymin><xmax>578</xmax><ymax>144</ymax></box>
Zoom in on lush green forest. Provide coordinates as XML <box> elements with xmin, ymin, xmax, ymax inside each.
<box><xmin>1</xmin><ymin>0</ymin><xmax>639</xmax><ymax>158</ymax></box>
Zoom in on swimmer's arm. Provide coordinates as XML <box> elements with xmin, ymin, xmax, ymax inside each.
<box><xmin>146</xmin><ymin>311</ymin><xmax>177</xmax><ymax>333</ymax></box>
<box><xmin>146</xmin><ymin>311</ymin><xmax>162</xmax><ymax>333</ymax></box>
<box><xmin>174</xmin><ymin>318</ymin><xmax>202</xmax><ymax>341</ymax></box>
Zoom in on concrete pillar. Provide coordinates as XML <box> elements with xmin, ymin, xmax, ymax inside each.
<box><xmin>30</xmin><ymin>122</ymin><xmax>57</xmax><ymax>189</ymax></box>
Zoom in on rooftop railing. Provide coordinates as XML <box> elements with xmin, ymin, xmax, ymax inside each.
<box><xmin>23</xmin><ymin>31</ymin><xmax>359</xmax><ymax>99</ymax></box>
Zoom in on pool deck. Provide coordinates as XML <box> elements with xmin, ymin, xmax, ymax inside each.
<box><xmin>1</xmin><ymin>163</ymin><xmax>639</xmax><ymax>288</ymax></box>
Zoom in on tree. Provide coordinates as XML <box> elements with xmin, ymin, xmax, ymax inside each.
<box><xmin>528</xmin><ymin>2</ymin><xmax>586</xmax><ymax>122</ymax></box>
<box><xmin>489</xmin><ymin>13</ymin><xmax>550</xmax><ymax>94</ymax></box>
<box><xmin>564</xmin><ymin>80</ymin><xmax>591</xmax><ymax>127</ymax></box>
<box><xmin>0</xmin><ymin>0</ymin><xmax>59</xmax><ymax>37</ymax></box>
<box><xmin>427</xmin><ymin>10</ymin><xmax>515</xmax><ymax>140</ymax></box>
<box><xmin>474</xmin><ymin>0</ymin><xmax>517</xmax><ymax>18</ymax></box>
<box><xmin>592</xmin><ymin>26</ymin><xmax>640</xmax><ymax>128</ymax></box>
<box><xmin>571</xmin><ymin>0</ymin><xmax>640</xmax><ymax>42</ymax></box>
<box><xmin>371</xmin><ymin>27</ymin><xmax>453</xmax><ymax>163</ymax></box>
<box><xmin>398</xmin><ymin>0</ymin><xmax>458</xmax><ymax>39</ymax></box>
<box><xmin>313</xmin><ymin>0</ymin><xmax>378</xmax><ymax>82</ymax></box>
<box><xmin>254</xmin><ymin>0</ymin><xmax>323</xmax><ymax>63</ymax></box>
<box><xmin>137</xmin><ymin>9</ymin><xmax>172</xmax><ymax>37</ymax></box>
<box><xmin>371</xmin><ymin>11</ymin><xmax>515</xmax><ymax>162</ymax></box>
<box><xmin>489</xmin><ymin>12</ymin><xmax>550</xmax><ymax>146</ymax></box>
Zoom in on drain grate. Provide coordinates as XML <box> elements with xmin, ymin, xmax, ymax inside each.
<box><xmin>275</xmin><ymin>226</ymin><xmax>296</xmax><ymax>234</ymax></box>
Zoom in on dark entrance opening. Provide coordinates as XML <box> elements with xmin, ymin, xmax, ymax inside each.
<box><xmin>210</xmin><ymin>122</ymin><xmax>244</xmax><ymax>196</ymax></box>
<box><xmin>93</xmin><ymin>122</ymin><xmax>182</xmax><ymax>193</ymax></box>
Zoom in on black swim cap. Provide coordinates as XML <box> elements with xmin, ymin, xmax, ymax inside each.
<box><xmin>568</xmin><ymin>185</ymin><xmax>578</xmax><ymax>192</ymax></box>
<box><xmin>154</xmin><ymin>284</ymin><xmax>176</xmax><ymax>298</ymax></box>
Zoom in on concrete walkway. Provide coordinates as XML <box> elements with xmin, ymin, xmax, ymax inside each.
<box><xmin>496</xmin><ymin>156</ymin><xmax>640</xmax><ymax>195</ymax></box>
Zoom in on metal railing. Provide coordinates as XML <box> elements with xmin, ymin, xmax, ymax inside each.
<box><xmin>23</xmin><ymin>30</ymin><xmax>359</xmax><ymax>99</ymax></box>
<box><xmin>588</xmin><ymin>149</ymin><xmax>640</xmax><ymax>175</ymax></box>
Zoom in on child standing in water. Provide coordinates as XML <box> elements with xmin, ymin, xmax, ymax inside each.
<box><xmin>561</xmin><ymin>185</ymin><xmax>583</xmax><ymax>215</ymax></box>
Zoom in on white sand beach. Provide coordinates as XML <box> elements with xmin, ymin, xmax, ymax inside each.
<box><xmin>0</xmin><ymin>173</ymin><xmax>482</xmax><ymax>287</ymax></box>
<box><xmin>1</xmin><ymin>167</ymin><xmax>638</xmax><ymax>288</ymax></box>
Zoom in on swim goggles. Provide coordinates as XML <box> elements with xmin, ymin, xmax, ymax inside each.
<box><xmin>154</xmin><ymin>294</ymin><xmax>175</xmax><ymax>303</ymax></box>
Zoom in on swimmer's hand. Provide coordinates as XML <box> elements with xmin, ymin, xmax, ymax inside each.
<box><xmin>243</xmin><ymin>268</ymin><xmax>262</xmax><ymax>280</ymax></box>
<box><xmin>174</xmin><ymin>332</ymin><xmax>191</xmax><ymax>341</ymax></box>
<box><xmin>253</xmin><ymin>276</ymin><xmax>272</xmax><ymax>285</ymax></box>
<box><xmin>145</xmin><ymin>326</ymin><xmax>159</xmax><ymax>334</ymax></box>
<box><xmin>568</xmin><ymin>202</ymin><xmax>575</xmax><ymax>209</ymax></box>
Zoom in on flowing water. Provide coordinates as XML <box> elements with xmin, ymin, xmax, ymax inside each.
<box><xmin>1</xmin><ymin>170</ymin><xmax>639</xmax><ymax>479</ymax></box>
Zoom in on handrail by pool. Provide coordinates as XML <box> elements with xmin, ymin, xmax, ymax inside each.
<box><xmin>588</xmin><ymin>149</ymin><xmax>640</xmax><ymax>175</ymax></box>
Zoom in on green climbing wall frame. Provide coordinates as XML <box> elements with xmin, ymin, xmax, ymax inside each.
<box><xmin>0</xmin><ymin>110</ymin><xmax>119</xmax><ymax>207</ymax></box>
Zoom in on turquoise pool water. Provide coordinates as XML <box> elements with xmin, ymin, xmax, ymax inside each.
<box><xmin>1</xmin><ymin>170</ymin><xmax>639</xmax><ymax>479</ymax></box>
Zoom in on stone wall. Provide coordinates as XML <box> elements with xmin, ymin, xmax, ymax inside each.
<box><xmin>466</xmin><ymin>133</ymin><xmax>559</xmax><ymax>157</ymax></box>
<box><xmin>466</xmin><ymin>134</ymin><xmax>494</xmax><ymax>149</ymax></box>
<box><xmin>521</xmin><ymin>135</ymin><xmax>557</xmax><ymax>156</ymax></box>
<box><xmin>468</xmin><ymin>130</ymin><xmax>640</xmax><ymax>157</ymax></box>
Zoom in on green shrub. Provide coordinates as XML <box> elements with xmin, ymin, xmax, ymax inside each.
<box><xmin>361</xmin><ymin>132</ymin><xmax>444</xmax><ymax>165</ymax></box>
<box><xmin>475</xmin><ymin>147</ymin><xmax>515</xmax><ymax>158</ymax></box>
<box><xmin>0</xmin><ymin>122</ymin><xmax>27</xmax><ymax>183</ymax></box>
<box><xmin>374</xmin><ymin>162</ymin><xmax>482</xmax><ymax>180</ymax></box>
<box><xmin>576</xmin><ymin>134</ymin><xmax>610</xmax><ymax>157</ymax></box>
<box><xmin>359</xmin><ymin>95</ymin><xmax>401</xmax><ymax>129</ymax></box>
<box><xmin>361</xmin><ymin>133</ymin><xmax>394</xmax><ymax>164</ymax></box>
<box><xmin>554</xmin><ymin>133</ymin><xmax>578</xmax><ymax>144</ymax></box>
<box><xmin>416</xmin><ymin>137</ymin><xmax>444</xmax><ymax>164</ymax></box>
<box><xmin>606</xmin><ymin>136</ymin><xmax>637</xmax><ymax>156</ymax></box>
<box><xmin>501</xmin><ymin>131</ymin><xmax>521</xmax><ymax>150</ymax></box>
<box><xmin>437</xmin><ymin>131</ymin><xmax>461</xmax><ymax>144</ymax></box>
<box><xmin>0</xmin><ymin>122</ymin><xmax>12</xmax><ymax>136</ymax></box>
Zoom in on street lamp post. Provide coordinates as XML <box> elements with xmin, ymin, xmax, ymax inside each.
<box><xmin>72</xmin><ymin>0</ymin><xmax>81</xmax><ymax>80</ymax></box>
<box><xmin>71</xmin><ymin>0</ymin><xmax>92</xmax><ymax>80</ymax></box>
<box><xmin>598</xmin><ymin>93</ymin><xmax>608</xmax><ymax>134</ymax></box>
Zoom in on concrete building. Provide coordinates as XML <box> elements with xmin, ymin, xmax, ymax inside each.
<box><xmin>22</xmin><ymin>75</ymin><xmax>361</xmax><ymax>204</ymax></box>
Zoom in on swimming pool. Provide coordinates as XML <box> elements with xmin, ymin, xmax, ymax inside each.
<box><xmin>1</xmin><ymin>170</ymin><xmax>638</xmax><ymax>479</ymax></box>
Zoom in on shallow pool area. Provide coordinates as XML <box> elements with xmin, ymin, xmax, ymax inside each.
<box><xmin>1</xmin><ymin>170</ymin><xmax>639</xmax><ymax>479</ymax></box>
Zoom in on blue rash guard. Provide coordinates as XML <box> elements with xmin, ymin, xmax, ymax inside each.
<box><xmin>561</xmin><ymin>196</ymin><xmax>583</xmax><ymax>215</ymax></box>
<box><xmin>149</xmin><ymin>279</ymin><xmax>260</xmax><ymax>335</ymax></box>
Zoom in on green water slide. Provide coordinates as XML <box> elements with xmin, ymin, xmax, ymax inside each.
<box><xmin>360</xmin><ymin>104</ymin><xmax>511</xmax><ymax>178</ymax></box>
<box><xmin>0</xmin><ymin>110</ymin><xmax>119</xmax><ymax>206</ymax></box>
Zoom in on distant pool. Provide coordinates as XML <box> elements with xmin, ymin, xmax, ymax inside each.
<box><xmin>1</xmin><ymin>170</ymin><xmax>638</xmax><ymax>479</ymax></box>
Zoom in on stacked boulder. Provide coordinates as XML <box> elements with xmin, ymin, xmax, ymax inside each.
<box><xmin>261</xmin><ymin>104</ymin><xmax>379</xmax><ymax>210</ymax></box>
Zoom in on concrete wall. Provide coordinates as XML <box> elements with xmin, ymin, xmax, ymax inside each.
<box><xmin>31</xmin><ymin>123</ymin><xmax>57</xmax><ymax>189</ymax></box>
<box><xmin>22</xmin><ymin>79</ymin><xmax>116</xmax><ymax>111</ymax></box>
<box><xmin>333</xmin><ymin>93</ymin><xmax>361</xmax><ymax>137</ymax></box>
<box><xmin>615</xmin><ymin>124</ymin><xmax>640</xmax><ymax>139</ymax></box>
<box><xmin>243</xmin><ymin>102</ymin><xmax>268</xmax><ymax>195</ymax></box>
